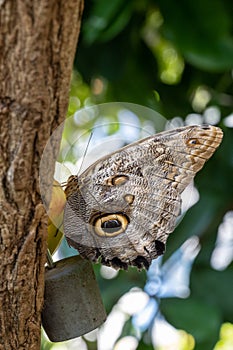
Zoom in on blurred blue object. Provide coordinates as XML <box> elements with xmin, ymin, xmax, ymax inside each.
<box><xmin>132</xmin><ymin>236</ymin><xmax>200</xmax><ymax>332</ymax></box>
<box><xmin>132</xmin><ymin>297</ymin><xmax>159</xmax><ymax>332</ymax></box>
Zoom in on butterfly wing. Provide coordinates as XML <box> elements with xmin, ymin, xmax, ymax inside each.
<box><xmin>64</xmin><ymin>125</ymin><xmax>223</xmax><ymax>269</ymax></box>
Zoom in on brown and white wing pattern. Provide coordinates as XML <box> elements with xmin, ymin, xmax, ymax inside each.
<box><xmin>64</xmin><ymin>125</ymin><xmax>223</xmax><ymax>270</ymax></box>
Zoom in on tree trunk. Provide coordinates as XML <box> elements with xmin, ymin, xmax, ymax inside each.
<box><xmin>0</xmin><ymin>1</ymin><xmax>84</xmax><ymax>349</ymax></box>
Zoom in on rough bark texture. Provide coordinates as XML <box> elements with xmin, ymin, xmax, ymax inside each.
<box><xmin>0</xmin><ymin>1</ymin><xmax>84</xmax><ymax>349</ymax></box>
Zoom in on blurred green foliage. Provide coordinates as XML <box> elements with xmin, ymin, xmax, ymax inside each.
<box><xmin>75</xmin><ymin>0</ymin><xmax>233</xmax><ymax>118</ymax></box>
<box><xmin>42</xmin><ymin>1</ymin><xmax>233</xmax><ymax>349</ymax></box>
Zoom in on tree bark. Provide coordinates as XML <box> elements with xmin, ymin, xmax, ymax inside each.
<box><xmin>0</xmin><ymin>1</ymin><xmax>84</xmax><ymax>349</ymax></box>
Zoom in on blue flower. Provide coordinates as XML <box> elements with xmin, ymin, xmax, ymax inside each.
<box><xmin>132</xmin><ymin>236</ymin><xmax>200</xmax><ymax>332</ymax></box>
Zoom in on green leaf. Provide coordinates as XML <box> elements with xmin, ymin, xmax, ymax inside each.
<box><xmin>137</xmin><ymin>338</ymin><xmax>154</xmax><ymax>350</ymax></box>
<box><xmin>192</xmin><ymin>267</ymin><xmax>233</xmax><ymax>323</ymax></box>
<box><xmin>157</xmin><ymin>0</ymin><xmax>233</xmax><ymax>71</ymax></box>
<box><xmin>83</xmin><ymin>0</ymin><xmax>132</xmax><ymax>44</ymax></box>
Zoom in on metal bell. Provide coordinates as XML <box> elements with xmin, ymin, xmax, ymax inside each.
<box><xmin>42</xmin><ymin>255</ymin><xmax>106</xmax><ymax>342</ymax></box>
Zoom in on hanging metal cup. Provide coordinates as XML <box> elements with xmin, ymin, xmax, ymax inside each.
<box><xmin>42</xmin><ymin>255</ymin><xmax>106</xmax><ymax>342</ymax></box>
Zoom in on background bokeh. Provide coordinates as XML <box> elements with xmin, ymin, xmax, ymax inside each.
<box><xmin>41</xmin><ymin>1</ymin><xmax>233</xmax><ymax>349</ymax></box>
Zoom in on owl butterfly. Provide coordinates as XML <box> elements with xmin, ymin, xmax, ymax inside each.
<box><xmin>64</xmin><ymin>125</ymin><xmax>223</xmax><ymax>270</ymax></box>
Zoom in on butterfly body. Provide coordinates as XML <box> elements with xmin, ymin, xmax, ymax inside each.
<box><xmin>64</xmin><ymin>125</ymin><xmax>223</xmax><ymax>270</ymax></box>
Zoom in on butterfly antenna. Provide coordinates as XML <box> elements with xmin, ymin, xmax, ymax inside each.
<box><xmin>78</xmin><ymin>131</ymin><xmax>93</xmax><ymax>176</ymax></box>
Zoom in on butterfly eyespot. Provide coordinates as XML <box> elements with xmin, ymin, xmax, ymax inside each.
<box><xmin>91</xmin><ymin>213</ymin><xmax>129</xmax><ymax>237</ymax></box>
<box><xmin>124</xmin><ymin>194</ymin><xmax>135</xmax><ymax>205</ymax></box>
<box><xmin>106</xmin><ymin>175</ymin><xmax>129</xmax><ymax>186</ymax></box>
<box><xmin>102</xmin><ymin>219</ymin><xmax>121</xmax><ymax>231</ymax></box>
<box><xmin>187</xmin><ymin>138</ymin><xmax>198</xmax><ymax>146</ymax></box>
